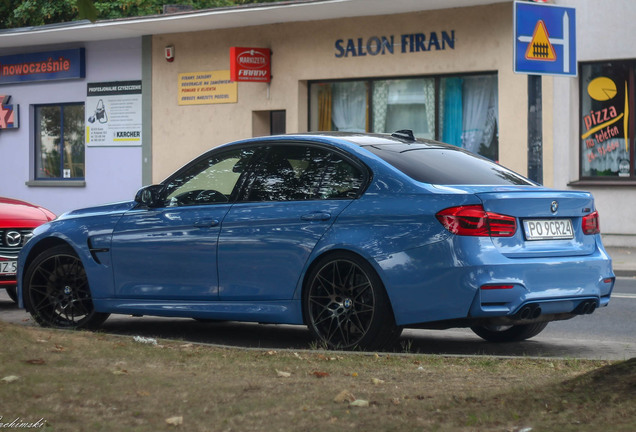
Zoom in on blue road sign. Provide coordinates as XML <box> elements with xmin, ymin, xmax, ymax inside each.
<box><xmin>514</xmin><ymin>1</ymin><xmax>576</xmax><ymax>77</ymax></box>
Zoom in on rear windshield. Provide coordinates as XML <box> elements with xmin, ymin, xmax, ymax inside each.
<box><xmin>365</xmin><ymin>144</ymin><xmax>535</xmax><ymax>186</ymax></box>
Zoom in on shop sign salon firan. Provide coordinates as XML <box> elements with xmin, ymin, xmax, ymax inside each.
<box><xmin>334</xmin><ymin>31</ymin><xmax>455</xmax><ymax>58</ymax></box>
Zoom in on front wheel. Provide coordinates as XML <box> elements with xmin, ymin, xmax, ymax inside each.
<box><xmin>23</xmin><ymin>245</ymin><xmax>109</xmax><ymax>330</ymax></box>
<box><xmin>303</xmin><ymin>252</ymin><xmax>402</xmax><ymax>350</ymax></box>
<box><xmin>470</xmin><ymin>322</ymin><xmax>549</xmax><ymax>343</ymax></box>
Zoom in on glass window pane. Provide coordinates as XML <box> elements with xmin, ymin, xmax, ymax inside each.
<box><xmin>35</xmin><ymin>106</ymin><xmax>62</xmax><ymax>179</ymax></box>
<box><xmin>372</xmin><ymin>78</ymin><xmax>435</xmax><ymax>139</ymax></box>
<box><xmin>318</xmin><ymin>154</ymin><xmax>364</xmax><ymax>199</ymax></box>
<box><xmin>310</xmin><ymin>81</ymin><xmax>368</xmax><ymax>132</ymax></box>
<box><xmin>63</xmin><ymin>104</ymin><xmax>85</xmax><ymax>178</ymax></box>
<box><xmin>365</xmin><ymin>144</ymin><xmax>533</xmax><ymax>186</ymax></box>
<box><xmin>439</xmin><ymin>75</ymin><xmax>498</xmax><ymax>161</ymax></box>
<box><xmin>580</xmin><ymin>62</ymin><xmax>630</xmax><ymax>178</ymax></box>
<box><xmin>243</xmin><ymin>145</ymin><xmax>364</xmax><ymax>202</ymax></box>
<box><xmin>246</xmin><ymin>145</ymin><xmax>331</xmax><ymax>202</ymax></box>
<box><xmin>164</xmin><ymin>148</ymin><xmax>256</xmax><ymax>207</ymax></box>
<box><xmin>35</xmin><ymin>104</ymin><xmax>85</xmax><ymax>180</ymax></box>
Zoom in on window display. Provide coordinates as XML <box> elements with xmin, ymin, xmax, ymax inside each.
<box><xmin>580</xmin><ymin>62</ymin><xmax>632</xmax><ymax>179</ymax></box>
<box><xmin>310</xmin><ymin>74</ymin><xmax>498</xmax><ymax>160</ymax></box>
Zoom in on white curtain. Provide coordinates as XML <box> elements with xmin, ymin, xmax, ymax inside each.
<box><xmin>462</xmin><ymin>76</ymin><xmax>498</xmax><ymax>153</ymax></box>
<box><xmin>372</xmin><ymin>81</ymin><xmax>389</xmax><ymax>133</ymax></box>
<box><xmin>372</xmin><ymin>78</ymin><xmax>435</xmax><ymax>139</ymax></box>
<box><xmin>331</xmin><ymin>81</ymin><xmax>367</xmax><ymax>132</ymax></box>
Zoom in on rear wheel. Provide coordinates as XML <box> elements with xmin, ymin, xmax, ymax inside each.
<box><xmin>470</xmin><ymin>322</ymin><xmax>548</xmax><ymax>342</ymax></box>
<box><xmin>23</xmin><ymin>245</ymin><xmax>109</xmax><ymax>329</ymax></box>
<box><xmin>303</xmin><ymin>252</ymin><xmax>402</xmax><ymax>350</ymax></box>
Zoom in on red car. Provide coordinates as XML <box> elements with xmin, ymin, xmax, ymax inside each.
<box><xmin>1</xmin><ymin>197</ymin><xmax>55</xmax><ymax>302</ymax></box>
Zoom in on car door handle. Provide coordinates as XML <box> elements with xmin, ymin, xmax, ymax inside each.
<box><xmin>193</xmin><ymin>219</ymin><xmax>220</xmax><ymax>228</ymax></box>
<box><xmin>301</xmin><ymin>212</ymin><xmax>332</xmax><ymax>221</ymax></box>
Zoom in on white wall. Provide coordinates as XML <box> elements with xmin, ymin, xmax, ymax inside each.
<box><xmin>552</xmin><ymin>0</ymin><xmax>636</xmax><ymax>246</ymax></box>
<box><xmin>0</xmin><ymin>38</ymin><xmax>143</xmax><ymax>216</ymax></box>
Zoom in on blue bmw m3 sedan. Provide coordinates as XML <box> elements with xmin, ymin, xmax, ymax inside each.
<box><xmin>17</xmin><ymin>131</ymin><xmax>614</xmax><ymax>350</ymax></box>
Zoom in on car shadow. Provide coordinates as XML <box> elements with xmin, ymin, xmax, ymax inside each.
<box><xmin>99</xmin><ymin>316</ymin><xmax>602</xmax><ymax>358</ymax></box>
<box><xmin>0</xmin><ymin>297</ymin><xmax>18</xmax><ymax>310</ymax></box>
<box><xmin>0</xmin><ymin>290</ymin><xmax>608</xmax><ymax>359</ymax></box>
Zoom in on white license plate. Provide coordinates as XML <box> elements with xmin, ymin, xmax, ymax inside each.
<box><xmin>0</xmin><ymin>260</ymin><xmax>17</xmax><ymax>275</ymax></box>
<box><xmin>523</xmin><ymin>219</ymin><xmax>574</xmax><ymax>240</ymax></box>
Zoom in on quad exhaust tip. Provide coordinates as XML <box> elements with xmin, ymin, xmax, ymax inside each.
<box><xmin>513</xmin><ymin>300</ymin><xmax>597</xmax><ymax>320</ymax></box>
<box><xmin>514</xmin><ymin>304</ymin><xmax>542</xmax><ymax>320</ymax></box>
<box><xmin>573</xmin><ymin>300</ymin><xmax>597</xmax><ymax>315</ymax></box>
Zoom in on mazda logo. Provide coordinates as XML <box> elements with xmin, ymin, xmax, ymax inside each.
<box><xmin>550</xmin><ymin>201</ymin><xmax>559</xmax><ymax>213</ymax></box>
<box><xmin>5</xmin><ymin>231</ymin><xmax>22</xmax><ymax>247</ymax></box>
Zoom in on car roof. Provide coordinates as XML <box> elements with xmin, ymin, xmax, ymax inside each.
<box><xmin>265</xmin><ymin>131</ymin><xmax>456</xmax><ymax>154</ymax></box>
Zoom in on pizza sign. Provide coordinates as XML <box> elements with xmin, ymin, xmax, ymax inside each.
<box><xmin>230</xmin><ymin>47</ymin><xmax>271</xmax><ymax>83</ymax></box>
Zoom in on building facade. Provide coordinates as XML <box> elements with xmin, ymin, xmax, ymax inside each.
<box><xmin>151</xmin><ymin>2</ymin><xmax>538</xmax><ymax>184</ymax></box>
<box><xmin>0</xmin><ymin>37</ymin><xmax>147</xmax><ymax>216</ymax></box>
<box><xmin>552</xmin><ymin>0</ymin><xmax>636</xmax><ymax>247</ymax></box>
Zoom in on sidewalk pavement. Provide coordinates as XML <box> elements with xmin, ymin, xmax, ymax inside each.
<box><xmin>606</xmin><ymin>246</ymin><xmax>635</xmax><ymax>277</ymax></box>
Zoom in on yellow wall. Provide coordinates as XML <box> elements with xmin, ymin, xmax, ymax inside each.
<box><xmin>151</xmin><ymin>3</ymin><xmax>539</xmax><ymax>183</ymax></box>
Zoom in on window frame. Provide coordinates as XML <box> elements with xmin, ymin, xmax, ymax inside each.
<box><xmin>33</xmin><ymin>102</ymin><xmax>86</xmax><ymax>182</ymax></box>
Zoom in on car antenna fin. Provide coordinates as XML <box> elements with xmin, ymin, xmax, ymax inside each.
<box><xmin>391</xmin><ymin>130</ymin><xmax>415</xmax><ymax>141</ymax></box>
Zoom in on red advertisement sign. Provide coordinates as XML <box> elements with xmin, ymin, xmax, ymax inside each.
<box><xmin>230</xmin><ymin>47</ymin><xmax>271</xmax><ymax>83</ymax></box>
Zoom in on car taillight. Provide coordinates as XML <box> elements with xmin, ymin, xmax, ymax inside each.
<box><xmin>436</xmin><ymin>205</ymin><xmax>517</xmax><ymax>237</ymax></box>
<box><xmin>480</xmin><ymin>284</ymin><xmax>514</xmax><ymax>290</ymax></box>
<box><xmin>582</xmin><ymin>211</ymin><xmax>600</xmax><ymax>235</ymax></box>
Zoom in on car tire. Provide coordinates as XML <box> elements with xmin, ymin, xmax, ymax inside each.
<box><xmin>22</xmin><ymin>244</ymin><xmax>109</xmax><ymax>330</ymax></box>
<box><xmin>303</xmin><ymin>252</ymin><xmax>402</xmax><ymax>350</ymax></box>
<box><xmin>5</xmin><ymin>286</ymin><xmax>18</xmax><ymax>303</ymax></box>
<box><xmin>470</xmin><ymin>322</ymin><xmax>549</xmax><ymax>343</ymax></box>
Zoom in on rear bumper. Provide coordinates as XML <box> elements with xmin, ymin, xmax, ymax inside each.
<box><xmin>378</xmin><ymin>236</ymin><xmax>614</xmax><ymax>326</ymax></box>
<box><xmin>469</xmin><ymin>254</ymin><xmax>614</xmax><ymax>318</ymax></box>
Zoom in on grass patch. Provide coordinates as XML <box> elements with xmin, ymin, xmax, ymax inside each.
<box><xmin>0</xmin><ymin>320</ymin><xmax>634</xmax><ymax>431</ymax></box>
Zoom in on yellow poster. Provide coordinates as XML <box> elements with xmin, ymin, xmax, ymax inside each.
<box><xmin>178</xmin><ymin>70</ymin><xmax>237</xmax><ymax>105</ymax></box>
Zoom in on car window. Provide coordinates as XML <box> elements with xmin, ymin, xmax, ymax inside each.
<box><xmin>365</xmin><ymin>144</ymin><xmax>534</xmax><ymax>185</ymax></box>
<box><xmin>162</xmin><ymin>147</ymin><xmax>256</xmax><ymax>207</ymax></box>
<box><xmin>318</xmin><ymin>154</ymin><xmax>365</xmax><ymax>199</ymax></box>
<box><xmin>243</xmin><ymin>145</ymin><xmax>365</xmax><ymax>202</ymax></box>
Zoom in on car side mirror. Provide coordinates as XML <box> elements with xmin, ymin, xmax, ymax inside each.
<box><xmin>134</xmin><ymin>185</ymin><xmax>164</xmax><ymax>208</ymax></box>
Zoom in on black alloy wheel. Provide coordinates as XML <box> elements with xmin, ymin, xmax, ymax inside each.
<box><xmin>304</xmin><ymin>252</ymin><xmax>401</xmax><ymax>350</ymax></box>
<box><xmin>23</xmin><ymin>245</ymin><xmax>109</xmax><ymax>329</ymax></box>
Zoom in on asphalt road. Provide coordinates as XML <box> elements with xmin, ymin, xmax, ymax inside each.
<box><xmin>1</xmin><ymin>277</ymin><xmax>634</xmax><ymax>360</ymax></box>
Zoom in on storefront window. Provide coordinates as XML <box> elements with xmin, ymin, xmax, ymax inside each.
<box><xmin>580</xmin><ymin>61</ymin><xmax>633</xmax><ymax>179</ymax></box>
<box><xmin>439</xmin><ymin>75</ymin><xmax>498</xmax><ymax>161</ymax></box>
<box><xmin>35</xmin><ymin>103</ymin><xmax>85</xmax><ymax>180</ymax></box>
<box><xmin>313</xmin><ymin>81</ymin><xmax>368</xmax><ymax>132</ymax></box>
<box><xmin>372</xmin><ymin>78</ymin><xmax>435</xmax><ymax>140</ymax></box>
<box><xmin>309</xmin><ymin>73</ymin><xmax>498</xmax><ymax>160</ymax></box>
